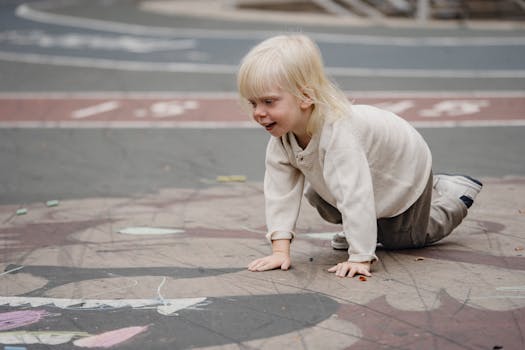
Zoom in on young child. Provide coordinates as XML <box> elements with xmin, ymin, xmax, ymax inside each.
<box><xmin>238</xmin><ymin>34</ymin><xmax>482</xmax><ymax>278</ymax></box>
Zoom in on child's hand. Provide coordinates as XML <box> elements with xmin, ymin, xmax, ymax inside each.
<box><xmin>247</xmin><ymin>252</ymin><xmax>291</xmax><ymax>272</ymax></box>
<box><xmin>328</xmin><ymin>261</ymin><xmax>372</xmax><ymax>278</ymax></box>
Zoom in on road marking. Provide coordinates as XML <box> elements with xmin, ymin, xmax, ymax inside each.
<box><xmin>2</xmin><ymin>91</ymin><xmax>525</xmax><ymax>98</ymax></box>
<box><xmin>0</xmin><ymin>30</ymin><xmax>196</xmax><ymax>53</ymax></box>
<box><xmin>419</xmin><ymin>100</ymin><xmax>490</xmax><ymax>118</ymax></box>
<box><xmin>149</xmin><ymin>100</ymin><xmax>199</xmax><ymax>118</ymax></box>
<box><xmin>0</xmin><ymin>50</ymin><xmax>237</xmax><ymax>74</ymax></box>
<box><xmin>1</xmin><ymin>92</ymin><xmax>524</xmax><ymax>128</ymax></box>
<box><xmin>71</xmin><ymin>101</ymin><xmax>120</xmax><ymax>119</ymax></box>
<box><xmin>6</xmin><ymin>5</ymin><xmax>525</xmax><ymax>77</ymax></box>
<box><xmin>374</xmin><ymin>100</ymin><xmax>415</xmax><ymax>114</ymax></box>
<box><xmin>1</xmin><ymin>50</ymin><xmax>524</xmax><ymax>78</ymax></box>
<box><xmin>15</xmin><ymin>4</ymin><xmax>525</xmax><ymax>46</ymax></box>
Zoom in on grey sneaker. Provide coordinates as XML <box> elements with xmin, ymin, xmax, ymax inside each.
<box><xmin>434</xmin><ymin>174</ymin><xmax>483</xmax><ymax>208</ymax></box>
<box><xmin>331</xmin><ymin>232</ymin><xmax>349</xmax><ymax>250</ymax></box>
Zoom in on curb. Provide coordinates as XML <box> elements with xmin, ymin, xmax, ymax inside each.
<box><xmin>140</xmin><ymin>0</ymin><xmax>525</xmax><ymax>31</ymax></box>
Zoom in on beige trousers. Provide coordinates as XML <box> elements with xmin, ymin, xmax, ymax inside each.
<box><xmin>304</xmin><ymin>172</ymin><xmax>468</xmax><ymax>249</ymax></box>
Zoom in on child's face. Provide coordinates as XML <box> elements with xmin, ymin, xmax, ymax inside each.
<box><xmin>248</xmin><ymin>88</ymin><xmax>312</xmax><ymax>138</ymax></box>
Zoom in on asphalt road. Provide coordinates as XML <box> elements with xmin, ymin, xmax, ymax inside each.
<box><xmin>0</xmin><ymin>0</ymin><xmax>524</xmax><ymax>205</ymax></box>
<box><xmin>2</xmin><ymin>0</ymin><xmax>525</xmax><ymax>92</ymax></box>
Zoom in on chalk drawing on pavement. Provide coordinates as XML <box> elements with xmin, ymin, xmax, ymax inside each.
<box><xmin>72</xmin><ymin>325</ymin><xmax>149</xmax><ymax>348</ymax></box>
<box><xmin>0</xmin><ymin>330</ymin><xmax>89</xmax><ymax>345</ymax></box>
<box><xmin>0</xmin><ymin>326</ymin><xmax>149</xmax><ymax>347</ymax></box>
<box><xmin>0</xmin><ymin>294</ymin><xmax>342</xmax><ymax>348</ymax></box>
<box><xmin>0</xmin><ymin>310</ymin><xmax>53</xmax><ymax>331</ymax></box>
<box><xmin>0</xmin><ymin>296</ymin><xmax>206</xmax><ymax>315</ymax></box>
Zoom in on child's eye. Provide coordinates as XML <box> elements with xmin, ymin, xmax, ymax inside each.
<box><xmin>248</xmin><ymin>100</ymin><xmax>256</xmax><ymax>108</ymax></box>
<box><xmin>264</xmin><ymin>99</ymin><xmax>273</xmax><ymax>105</ymax></box>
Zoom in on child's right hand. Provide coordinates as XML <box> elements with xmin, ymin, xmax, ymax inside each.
<box><xmin>247</xmin><ymin>252</ymin><xmax>291</xmax><ymax>272</ymax></box>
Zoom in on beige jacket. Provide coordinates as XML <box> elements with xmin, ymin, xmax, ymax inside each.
<box><xmin>264</xmin><ymin>104</ymin><xmax>432</xmax><ymax>262</ymax></box>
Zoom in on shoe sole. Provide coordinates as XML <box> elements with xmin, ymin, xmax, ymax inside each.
<box><xmin>331</xmin><ymin>242</ymin><xmax>349</xmax><ymax>250</ymax></box>
<box><xmin>436</xmin><ymin>173</ymin><xmax>483</xmax><ymax>188</ymax></box>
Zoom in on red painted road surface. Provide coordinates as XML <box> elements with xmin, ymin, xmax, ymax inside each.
<box><xmin>0</xmin><ymin>92</ymin><xmax>524</xmax><ymax>128</ymax></box>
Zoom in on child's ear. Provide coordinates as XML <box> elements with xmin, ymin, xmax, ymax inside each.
<box><xmin>300</xmin><ymin>87</ymin><xmax>314</xmax><ymax>109</ymax></box>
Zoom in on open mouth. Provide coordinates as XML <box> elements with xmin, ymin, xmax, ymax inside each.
<box><xmin>265</xmin><ymin>122</ymin><xmax>277</xmax><ymax>131</ymax></box>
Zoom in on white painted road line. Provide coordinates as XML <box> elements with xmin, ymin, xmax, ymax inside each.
<box><xmin>15</xmin><ymin>4</ymin><xmax>525</xmax><ymax>46</ymax></box>
<box><xmin>71</xmin><ymin>101</ymin><xmax>120</xmax><ymax>119</ymax></box>
<box><xmin>1</xmin><ymin>50</ymin><xmax>524</xmax><ymax>78</ymax></box>
<box><xmin>1</xmin><ymin>92</ymin><xmax>523</xmax><ymax>128</ymax></box>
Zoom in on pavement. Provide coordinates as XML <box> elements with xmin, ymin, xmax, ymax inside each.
<box><xmin>1</xmin><ymin>1</ymin><xmax>525</xmax><ymax>350</ymax></box>
<box><xmin>2</xmin><ymin>174</ymin><xmax>525</xmax><ymax>349</ymax></box>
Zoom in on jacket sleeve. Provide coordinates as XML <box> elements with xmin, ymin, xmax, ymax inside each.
<box><xmin>264</xmin><ymin>137</ymin><xmax>305</xmax><ymax>242</ymax></box>
<box><xmin>322</xmin><ymin>130</ymin><xmax>379</xmax><ymax>262</ymax></box>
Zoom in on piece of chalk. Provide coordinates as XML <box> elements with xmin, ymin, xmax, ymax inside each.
<box><xmin>46</xmin><ymin>200</ymin><xmax>59</xmax><ymax>207</ymax></box>
<box><xmin>216</xmin><ymin>175</ymin><xmax>247</xmax><ymax>183</ymax></box>
<box><xmin>16</xmin><ymin>208</ymin><xmax>27</xmax><ymax>216</ymax></box>
<box><xmin>118</xmin><ymin>227</ymin><xmax>184</xmax><ymax>235</ymax></box>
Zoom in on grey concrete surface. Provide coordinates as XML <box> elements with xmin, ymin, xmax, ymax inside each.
<box><xmin>1</xmin><ymin>126</ymin><xmax>524</xmax><ymax>205</ymax></box>
<box><xmin>1</xmin><ymin>1</ymin><xmax>524</xmax><ymax>349</ymax></box>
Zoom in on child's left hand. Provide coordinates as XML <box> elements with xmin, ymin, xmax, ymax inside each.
<box><xmin>328</xmin><ymin>261</ymin><xmax>372</xmax><ymax>278</ymax></box>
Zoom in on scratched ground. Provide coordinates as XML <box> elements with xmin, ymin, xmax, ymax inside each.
<box><xmin>1</xmin><ymin>177</ymin><xmax>524</xmax><ymax>349</ymax></box>
<box><xmin>1</xmin><ymin>0</ymin><xmax>525</xmax><ymax>348</ymax></box>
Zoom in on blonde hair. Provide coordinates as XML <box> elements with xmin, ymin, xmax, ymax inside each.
<box><xmin>237</xmin><ymin>34</ymin><xmax>350</xmax><ymax>135</ymax></box>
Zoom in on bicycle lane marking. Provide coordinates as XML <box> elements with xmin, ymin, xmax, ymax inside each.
<box><xmin>0</xmin><ymin>92</ymin><xmax>524</xmax><ymax>128</ymax></box>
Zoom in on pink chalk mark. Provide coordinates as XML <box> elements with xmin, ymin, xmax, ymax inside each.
<box><xmin>0</xmin><ymin>310</ymin><xmax>50</xmax><ymax>331</ymax></box>
<box><xmin>73</xmin><ymin>325</ymin><xmax>149</xmax><ymax>348</ymax></box>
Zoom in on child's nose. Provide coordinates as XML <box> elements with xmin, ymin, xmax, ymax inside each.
<box><xmin>253</xmin><ymin>106</ymin><xmax>267</xmax><ymax>120</ymax></box>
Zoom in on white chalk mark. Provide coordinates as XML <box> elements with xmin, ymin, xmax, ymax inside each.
<box><xmin>304</xmin><ymin>232</ymin><xmax>339</xmax><ymax>240</ymax></box>
<box><xmin>0</xmin><ymin>331</ymin><xmax>89</xmax><ymax>345</ymax></box>
<box><xmin>157</xmin><ymin>277</ymin><xmax>167</xmax><ymax>305</ymax></box>
<box><xmin>496</xmin><ymin>286</ymin><xmax>525</xmax><ymax>291</ymax></box>
<box><xmin>0</xmin><ymin>265</ymin><xmax>24</xmax><ymax>277</ymax></box>
<box><xmin>118</xmin><ymin>227</ymin><xmax>185</xmax><ymax>235</ymax></box>
<box><xmin>157</xmin><ymin>298</ymin><xmax>206</xmax><ymax>316</ymax></box>
<box><xmin>71</xmin><ymin>101</ymin><xmax>120</xmax><ymax>119</ymax></box>
<box><xmin>470</xmin><ymin>296</ymin><xmax>525</xmax><ymax>299</ymax></box>
<box><xmin>0</xmin><ymin>296</ymin><xmax>206</xmax><ymax>315</ymax></box>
